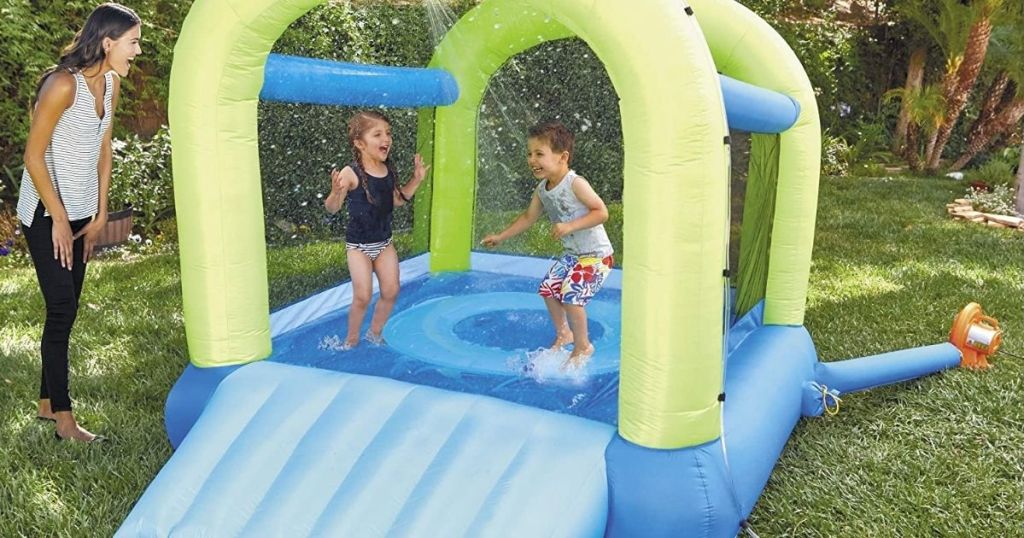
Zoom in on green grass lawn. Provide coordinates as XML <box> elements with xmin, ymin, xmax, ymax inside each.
<box><xmin>1</xmin><ymin>175</ymin><xmax>1021</xmax><ymax>536</ymax></box>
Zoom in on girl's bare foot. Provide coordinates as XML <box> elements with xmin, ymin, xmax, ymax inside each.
<box><xmin>551</xmin><ymin>331</ymin><xmax>574</xmax><ymax>349</ymax></box>
<box><xmin>562</xmin><ymin>343</ymin><xmax>595</xmax><ymax>371</ymax></box>
<box><xmin>342</xmin><ymin>337</ymin><xmax>359</xmax><ymax>350</ymax></box>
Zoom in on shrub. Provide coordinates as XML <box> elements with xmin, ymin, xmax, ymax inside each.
<box><xmin>968</xmin><ymin>159</ymin><xmax>1015</xmax><ymax>189</ymax></box>
<box><xmin>846</xmin><ymin>119</ymin><xmax>890</xmax><ymax>166</ymax></box>
<box><xmin>965</xmin><ymin>184</ymin><xmax>1018</xmax><ymax>217</ymax></box>
<box><xmin>852</xmin><ymin>162</ymin><xmax>888</xmax><ymax>177</ymax></box>
<box><xmin>0</xmin><ymin>204</ymin><xmax>28</xmax><ymax>267</ymax></box>
<box><xmin>109</xmin><ymin>125</ymin><xmax>174</xmax><ymax>236</ymax></box>
<box><xmin>822</xmin><ymin>133</ymin><xmax>851</xmax><ymax>176</ymax></box>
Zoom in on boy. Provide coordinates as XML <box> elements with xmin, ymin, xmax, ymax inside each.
<box><xmin>482</xmin><ymin>121</ymin><xmax>614</xmax><ymax>369</ymax></box>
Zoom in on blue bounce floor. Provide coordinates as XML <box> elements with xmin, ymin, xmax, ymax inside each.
<box><xmin>269</xmin><ymin>268</ymin><xmax>623</xmax><ymax>425</ymax></box>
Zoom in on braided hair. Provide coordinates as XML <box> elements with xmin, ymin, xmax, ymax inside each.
<box><xmin>347</xmin><ymin>110</ymin><xmax>399</xmax><ymax>206</ymax></box>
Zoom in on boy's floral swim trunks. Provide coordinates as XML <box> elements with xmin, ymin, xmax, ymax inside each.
<box><xmin>538</xmin><ymin>254</ymin><xmax>614</xmax><ymax>306</ymax></box>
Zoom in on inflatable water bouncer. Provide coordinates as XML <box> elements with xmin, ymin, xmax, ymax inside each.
<box><xmin>117</xmin><ymin>0</ymin><xmax>981</xmax><ymax>536</ymax></box>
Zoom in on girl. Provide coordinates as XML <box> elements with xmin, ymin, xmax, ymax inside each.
<box><xmin>324</xmin><ymin>111</ymin><xmax>429</xmax><ymax>349</ymax></box>
<box><xmin>18</xmin><ymin>3</ymin><xmax>142</xmax><ymax>442</ymax></box>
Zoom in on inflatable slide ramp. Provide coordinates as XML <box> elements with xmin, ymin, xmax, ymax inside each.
<box><xmin>117</xmin><ymin>362</ymin><xmax>614</xmax><ymax>537</ymax></box>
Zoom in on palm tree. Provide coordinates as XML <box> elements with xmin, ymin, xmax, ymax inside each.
<box><xmin>885</xmin><ymin>84</ymin><xmax>945</xmax><ymax>171</ymax></box>
<box><xmin>897</xmin><ymin>0</ymin><xmax>1005</xmax><ymax>172</ymax></box>
<box><xmin>950</xmin><ymin>6</ymin><xmax>1024</xmax><ymax>170</ymax></box>
<box><xmin>892</xmin><ymin>46</ymin><xmax>927</xmax><ymax>157</ymax></box>
<box><xmin>950</xmin><ymin>92</ymin><xmax>1024</xmax><ymax>171</ymax></box>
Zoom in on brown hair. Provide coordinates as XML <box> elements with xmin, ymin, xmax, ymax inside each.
<box><xmin>528</xmin><ymin>121</ymin><xmax>575</xmax><ymax>164</ymax></box>
<box><xmin>347</xmin><ymin>110</ymin><xmax>397</xmax><ymax>206</ymax></box>
<box><xmin>34</xmin><ymin>3</ymin><xmax>141</xmax><ymax>106</ymax></box>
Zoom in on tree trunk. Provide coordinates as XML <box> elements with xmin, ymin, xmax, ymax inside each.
<box><xmin>966</xmin><ymin>72</ymin><xmax>1011</xmax><ymax>143</ymax></box>
<box><xmin>907</xmin><ymin>123</ymin><xmax>922</xmax><ymax>172</ymax></box>
<box><xmin>924</xmin><ymin>129</ymin><xmax>939</xmax><ymax>168</ymax></box>
<box><xmin>893</xmin><ymin>47</ymin><xmax>927</xmax><ymax>156</ymax></box>
<box><xmin>925</xmin><ymin>15</ymin><xmax>994</xmax><ymax>172</ymax></box>
<box><xmin>1017</xmin><ymin>136</ymin><xmax>1024</xmax><ymax>216</ymax></box>
<box><xmin>950</xmin><ymin>99</ymin><xmax>1024</xmax><ymax>171</ymax></box>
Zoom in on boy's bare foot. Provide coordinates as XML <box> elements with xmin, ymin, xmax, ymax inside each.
<box><xmin>562</xmin><ymin>343</ymin><xmax>595</xmax><ymax>371</ymax></box>
<box><xmin>551</xmin><ymin>332</ymin><xmax>574</xmax><ymax>350</ymax></box>
<box><xmin>342</xmin><ymin>337</ymin><xmax>359</xmax><ymax>350</ymax></box>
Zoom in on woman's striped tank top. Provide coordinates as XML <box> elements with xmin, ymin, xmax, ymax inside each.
<box><xmin>17</xmin><ymin>70</ymin><xmax>114</xmax><ymax>226</ymax></box>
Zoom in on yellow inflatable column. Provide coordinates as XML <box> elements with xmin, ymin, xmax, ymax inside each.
<box><xmin>170</xmin><ymin>0</ymin><xmax>323</xmax><ymax>366</ymax></box>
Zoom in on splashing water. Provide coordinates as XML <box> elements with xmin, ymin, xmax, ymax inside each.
<box><xmin>507</xmin><ymin>347</ymin><xmax>591</xmax><ymax>387</ymax></box>
<box><xmin>319</xmin><ymin>334</ymin><xmax>350</xmax><ymax>351</ymax></box>
<box><xmin>425</xmin><ymin>0</ymin><xmax>459</xmax><ymax>48</ymax></box>
<box><xmin>426</xmin><ymin>0</ymin><xmax>537</xmax><ymax>222</ymax></box>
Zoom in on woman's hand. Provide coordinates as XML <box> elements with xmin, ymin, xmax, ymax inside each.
<box><xmin>412</xmin><ymin>154</ymin><xmax>430</xmax><ymax>183</ymax></box>
<box><xmin>52</xmin><ymin>219</ymin><xmax>74</xmax><ymax>270</ymax></box>
<box><xmin>73</xmin><ymin>215</ymin><xmax>107</xmax><ymax>263</ymax></box>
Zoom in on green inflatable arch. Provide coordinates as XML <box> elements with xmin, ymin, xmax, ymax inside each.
<box><xmin>169</xmin><ymin>0</ymin><xmax>819</xmax><ymax>449</ymax></box>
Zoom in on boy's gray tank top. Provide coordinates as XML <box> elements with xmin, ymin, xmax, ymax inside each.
<box><xmin>535</xmin><ymin>170</ymin><xmax>614</xmax><ymax>258</ymax></box>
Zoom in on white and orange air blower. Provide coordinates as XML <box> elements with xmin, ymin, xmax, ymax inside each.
<box><xmin>949</xmin><ymin>303</ymin><xmax>1002</xmax><ymax>369</ymax></box>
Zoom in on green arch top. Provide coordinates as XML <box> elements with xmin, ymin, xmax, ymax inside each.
<box><xmin>689</xmin><ymin>0</ymin><xmax>822</xmax><ymax>327</ymax></box>
<box><xmin>170</xmin><ymin>0</ymin><xmax>818</xmax><ymax>450</ymax></box>
<box><xmin>420</xmin><ymin>0</ymin><xmax>731</xmax><ymax>448</ymax></box>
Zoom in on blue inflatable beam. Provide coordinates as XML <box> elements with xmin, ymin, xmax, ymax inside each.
<box><xmin>815</xmin><ymin>343</ymin><xmax>962</xmax><ymax>394</ymax></box>
<box><xmin>719</xmin><ymin>74</ymin><xmax>801</xmax><ymax>134</ymax></box>
<box><xmin>260</xmin><ymin>54</ymin><xmax>794</xmax><ymax>133</ymax></box>
<box><xmin>260</xmin><ymin>53</ymin><xmax>459</xmax><ymax>108</ymax></box>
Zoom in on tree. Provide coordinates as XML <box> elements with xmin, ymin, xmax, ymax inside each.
<box><xmin>886</xmin><ymin>84</ymin><xmax>945</xmax><ymax>171</ymax></box>
<box><xmin>896</xmin><ymin>0</ymin><xmax>1005</xmax><ymax>172</ymax></box>
<box><xmin>924</xmin><ymin>0</ymin><xmax>1002</xmax><ymax>171</ymax></box>
<box><xmin>950</xmin><ymin>6</ymin><xmax>1024</xmax><ymax>170</ymax></box>
<box><xmin>950</xmin><ymin>89</ymin><xmax>1024</xmax><ymax>171</ymax></box>
<box><xmin>892</xmin><ymin>46</ymin><xmax>927</xmax><ymax>156</ymax></box>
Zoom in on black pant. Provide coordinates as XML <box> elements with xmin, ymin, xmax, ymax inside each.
<box><xmin>22</xmin><ymin>202</ymin><xmax>90</xmax><ymax>412</ymax></box>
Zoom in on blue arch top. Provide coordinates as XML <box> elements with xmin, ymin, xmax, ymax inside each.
<box><xmin>260</xmin><ymin>53</ymin><xmax>460</xmax><ymax>108</ymax></box>
<box><xmin>261</xmin><ymin>54</ymin><xmax>798</xmax><ymax>133</ymax></box>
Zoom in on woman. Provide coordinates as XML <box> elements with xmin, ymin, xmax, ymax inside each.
<box><xmin>18</xmin><ymin>3</ymin><xmax>142</xmax><ymax>442</ymax></box>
